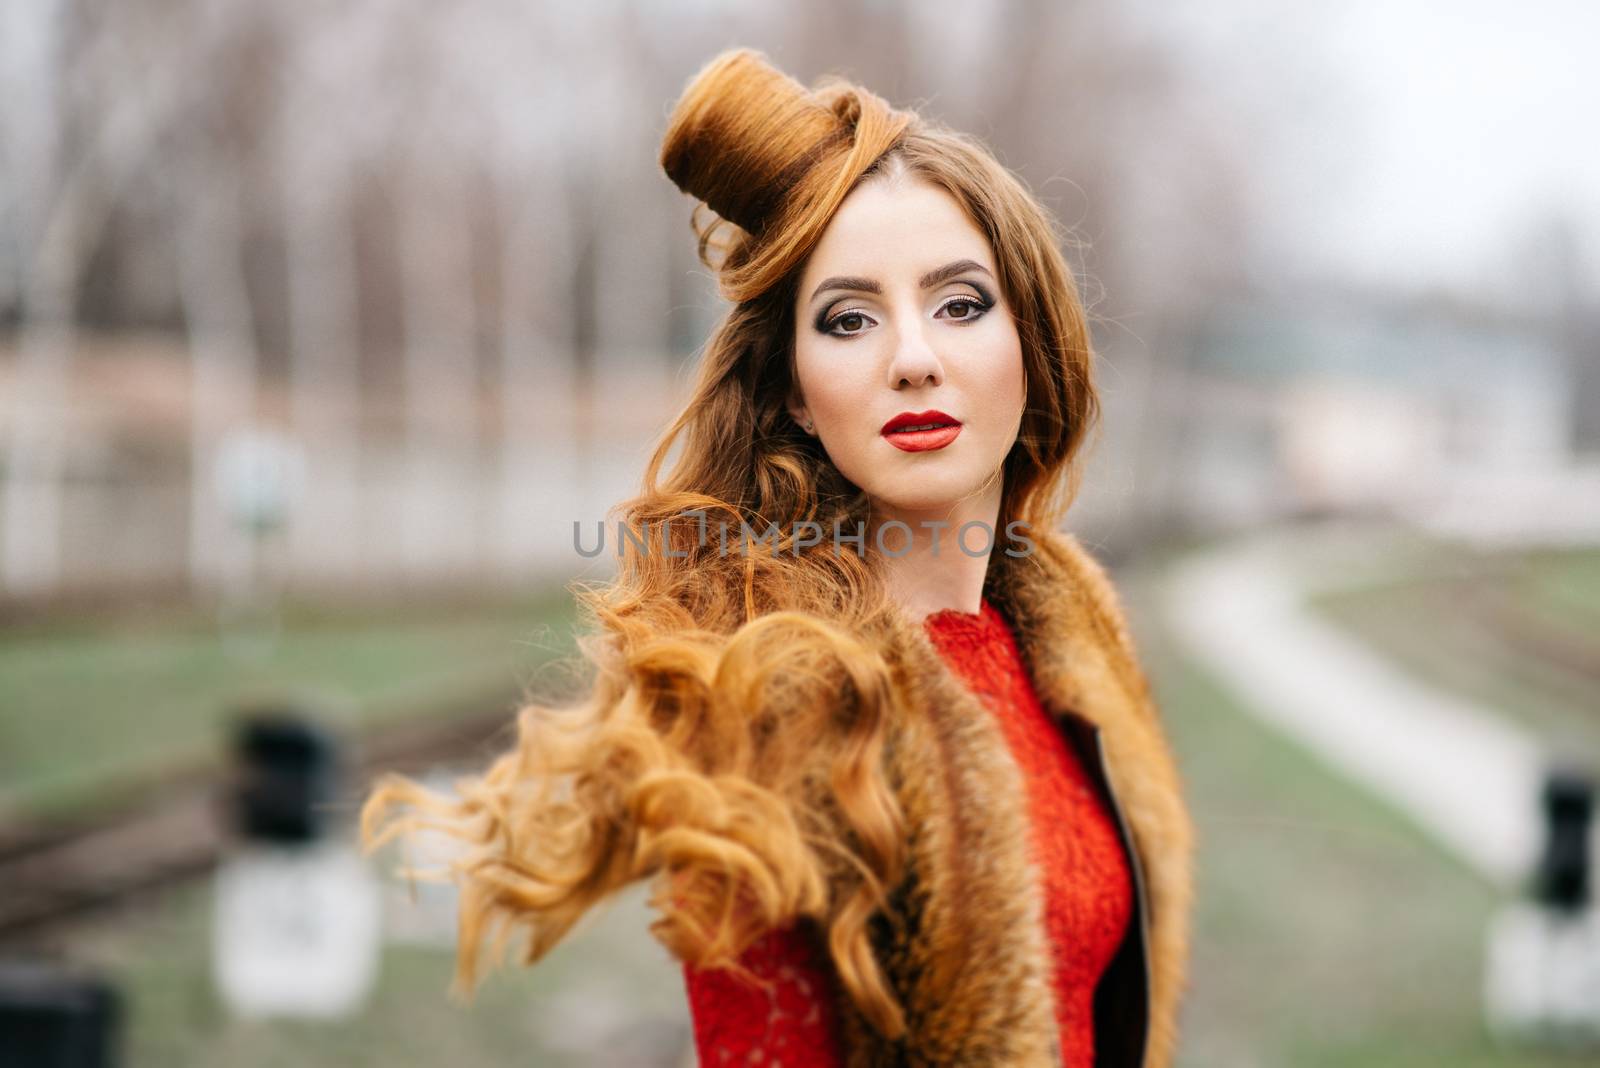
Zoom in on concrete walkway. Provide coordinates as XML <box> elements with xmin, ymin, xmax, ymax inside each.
<box><xmin>1161</xmin><ymin>522</ymin><xmax>1549</xmax><ymax>889</ymax></box>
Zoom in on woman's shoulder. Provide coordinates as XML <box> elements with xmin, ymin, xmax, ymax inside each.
<box><xmin>1033</xmin><ymin>529</ymin><xmax>1143</xmax><ymax>652</ymax></box>
<box><xmin>999</xmin><ymin>526</ymin><xmax>1161</xmax><ymax>722</ymax></box>
<box><xmin>1030</xmin><ymin>526</ymin><xmax>1122</xmax><ymax>594</ymax></box>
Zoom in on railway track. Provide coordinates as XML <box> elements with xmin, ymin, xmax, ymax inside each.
<box><xmin>0</xmin><ymin>693</ymin><xmax>521</xmax><ymax>949</ymax></box>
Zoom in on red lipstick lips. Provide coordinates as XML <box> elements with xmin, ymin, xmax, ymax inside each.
<box><xmin>881</xmin><ymin>409</ymin><xmax>962</xmax><ymax>453</ymax></box>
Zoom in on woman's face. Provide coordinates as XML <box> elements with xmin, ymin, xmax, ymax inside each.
<box><xmin>788</xmin><ymin>175</ymin><xmax>1026</xmax><ymax>521</ymax></box>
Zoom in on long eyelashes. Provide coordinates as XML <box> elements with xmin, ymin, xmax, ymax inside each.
<box><xmin>816</xmin><ymin>291</ymin><xmax>995</xmax><ymax>339</ymax></box>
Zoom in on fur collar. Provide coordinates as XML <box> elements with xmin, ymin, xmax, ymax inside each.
<box><xmin>820</xmin><ymin>529</ymin><xmax>1195</xmax><ymax>1067</ymax></box>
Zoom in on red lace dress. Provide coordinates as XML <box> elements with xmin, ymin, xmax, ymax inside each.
<box><xmin>680</xmin><ymin>597</ymin><xmax>1135</xmax><ymax>1065</ymax></box>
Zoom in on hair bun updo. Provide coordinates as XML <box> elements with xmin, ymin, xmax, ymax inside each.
<box><xmin>659</xmin><ymin>47</ymin><xmax>915</xmax><ymax>303</ymax></box>
<box><xmin>659</xmin><ymin>48</ymin><xmax>845</xmax><ymax>236</ymax></box>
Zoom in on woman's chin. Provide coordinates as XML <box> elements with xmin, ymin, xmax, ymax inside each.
<box><xmin>864</xmin><ymin>482</ymin><xmax>991</xmax><ymax>519</ymax></box>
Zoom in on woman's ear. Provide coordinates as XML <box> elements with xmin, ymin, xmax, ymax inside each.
<box><xmin>785</xmin><ymin>391</ymin><xmax>814</xmax><ymax>435</ymax></box>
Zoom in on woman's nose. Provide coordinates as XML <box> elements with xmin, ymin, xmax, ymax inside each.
<box><xmin>885</xmin><ymin>317</ymin><xmax>944</xmax><ymax>389</ymax></box>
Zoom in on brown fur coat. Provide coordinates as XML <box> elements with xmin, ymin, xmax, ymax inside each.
<box><xmin>792</xmin><ymin>528</ymin><xmax>1195</xmax><ymax>1067</ymax></box>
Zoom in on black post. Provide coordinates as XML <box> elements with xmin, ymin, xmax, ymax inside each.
<box><xmin>0</xmin><ymin>961</ymin><xmax>121</xmax><ymax>1068</ymax></box>
<box><xmin>1531</xmin><ymin>763</ymin><xmax>1594</xmax><ymax>913</ymax></box>
<box><xmin>230</xmin><ymin>710</ymin><xmax>341</xmax><ymax>844</ymax></box>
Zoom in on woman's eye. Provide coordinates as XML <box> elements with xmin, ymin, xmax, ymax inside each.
<box><xmin>939</xmin><ymin>295</ymin><xmax>990</xmax><ymax>322</ymax></box>
<box><xmin>825</xmin><ymin>311</ymin><xmax>873</xmax><ymax>337</ymax></box>
<box><xmin>821</xmin><ymin>292</ymin><xmax>991</xmax><ymax>337</ymax></box>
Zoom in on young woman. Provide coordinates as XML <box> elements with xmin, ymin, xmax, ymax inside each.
<box><xmin>361</xmin><ymin>47</ymin><xmax>1195</xmax><ymax>1068</ymax></box>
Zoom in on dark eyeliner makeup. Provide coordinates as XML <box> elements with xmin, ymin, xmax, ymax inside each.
<box><xmin>814</xmin><ymin>280</ymin><xmax>995</xmax><ymax>337</ymax></box>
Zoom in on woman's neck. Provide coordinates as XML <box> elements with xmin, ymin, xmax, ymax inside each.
<box><xmin>870</xmin><ymin>485</ymin><xmax>1001</xmax><ymax>625</ymax></box>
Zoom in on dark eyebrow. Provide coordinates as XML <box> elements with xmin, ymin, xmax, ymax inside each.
<box><xmin>808</xmin><ymin>258</ymin><xmax>994</xmax><ymax>304</ymax></box>
<box><xmin>919</xmin><ymin>258</ymin><xmax>993</xmax><ymax>291</ymax></box>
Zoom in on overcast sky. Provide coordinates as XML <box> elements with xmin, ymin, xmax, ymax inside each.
<box><xmin>1136</xmin><ymin>0</ymin><xmax>1599</xmax><ymax>301</ymax></box>
<box><xmin>6</xmin><ymin>0</ymin><xmax>1594</xmax><ymax>308</ymax></box>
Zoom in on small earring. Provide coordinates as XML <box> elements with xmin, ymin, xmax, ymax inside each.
<box><xmin>802</xmin><ymin>419</ymin><xmax>813</xmax><ymax>433</ymax></box>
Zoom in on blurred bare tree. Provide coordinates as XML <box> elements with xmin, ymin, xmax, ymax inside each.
<box><xmin>0</xmin><ymin>0</ymin><xmax>1258</xmax><ymax>604</ymax></box>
